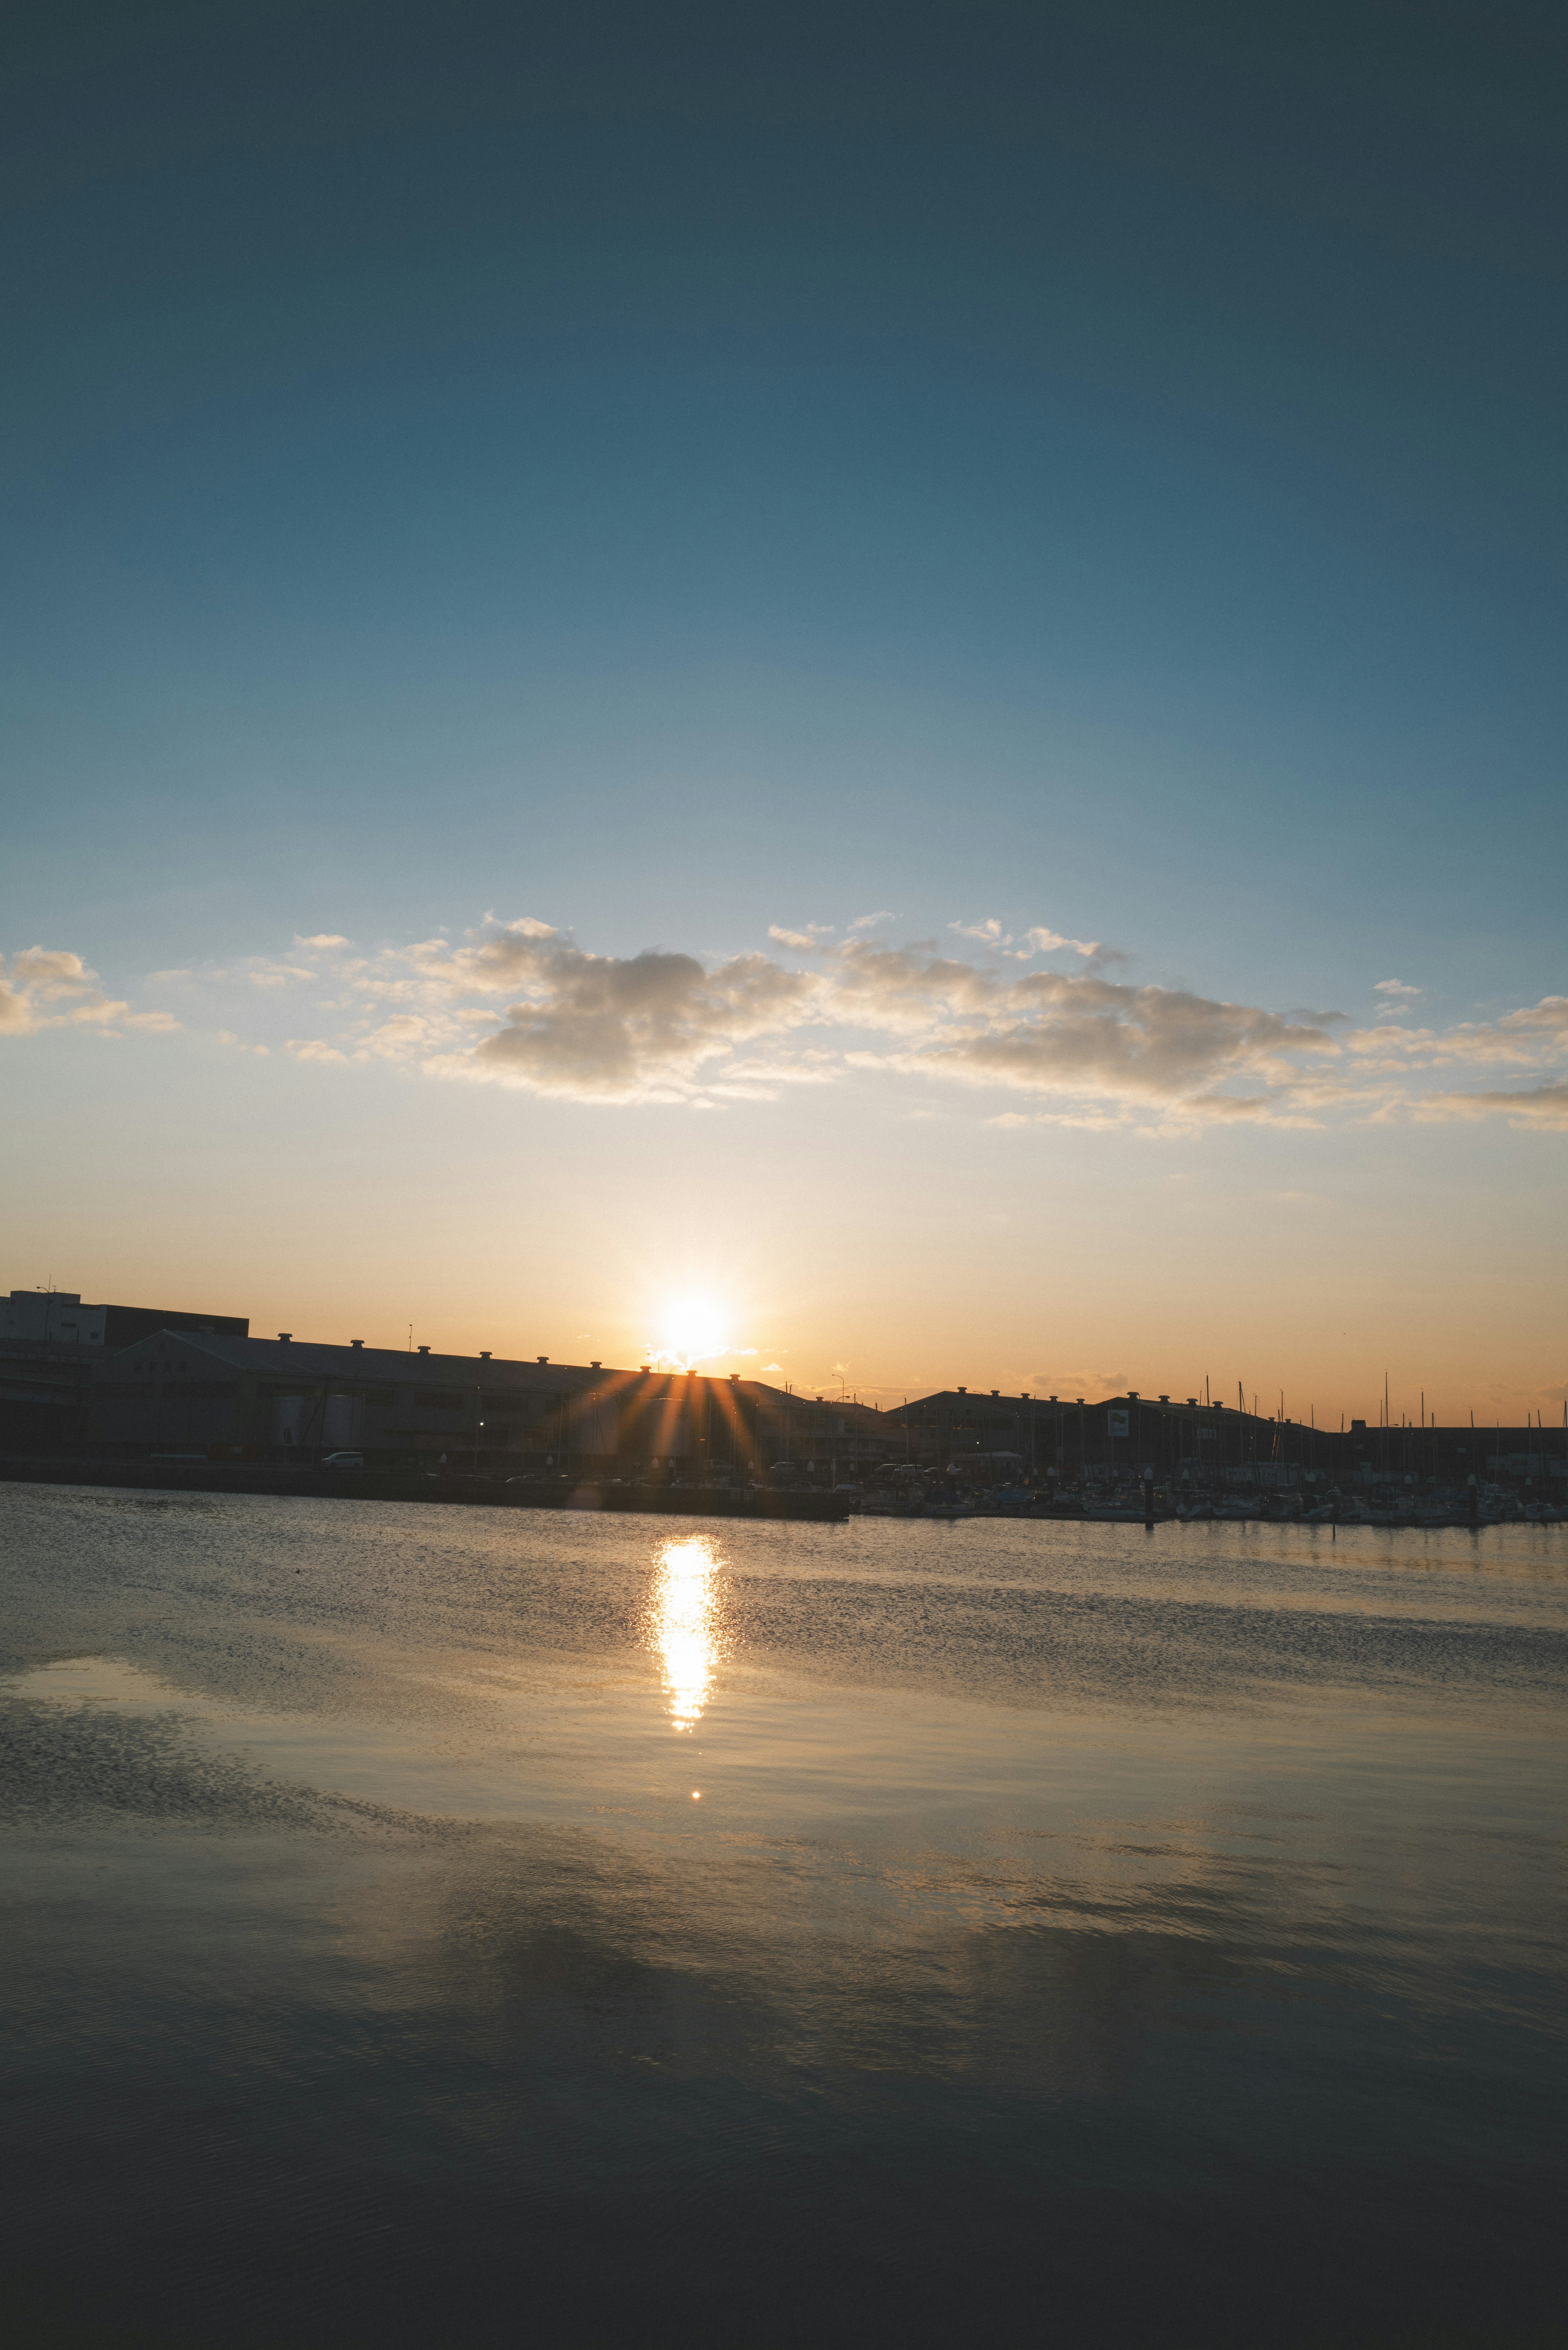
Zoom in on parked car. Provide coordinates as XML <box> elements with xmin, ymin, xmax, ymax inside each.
<box><xmin>320</xmin><ymin>1450</ymin><xmax>365</xmax><ymax>1469</ymax></box>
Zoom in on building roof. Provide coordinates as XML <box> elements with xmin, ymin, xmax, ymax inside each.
<box><xmin>891</xmin><ymin>1389</ymin><xmax>1105</xmax><ymax>1415</ymax></box>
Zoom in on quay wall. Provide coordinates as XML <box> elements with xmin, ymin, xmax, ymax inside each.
<box><xmin>0</xmin><ymin>1456</ymin><xmax>852</xmax><ymax>1521</ymax></box>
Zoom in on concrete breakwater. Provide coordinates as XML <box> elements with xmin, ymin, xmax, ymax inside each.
<box><xmin>0</xmin><ymin>1456</ymin><xmax>853</xmax><ymax>1520</ymax></box>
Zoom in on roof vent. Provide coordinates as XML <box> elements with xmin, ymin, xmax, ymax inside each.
<box><xmin>418</xmin><ymin>1344</ymin><xmax>431</xmax><ymax>1355</ymax></box>
<box><xmin>1128</xmin><ymin>1390</ymin><xmax>1139</xmax><ymax>1400</ymax></box>
<box><xmin>1158</xmin><ymin>1394</ymin><xmax>1168</xmax><ymax>1402</ymax></box>
<box><xmin>729</xmin><ymin>1372</ymin><xmax>739</xmax><ymax>1384</ymax></box>
<box><xmin>991</xmin><ymin>1388</ymin><xmax>999</xmax><ymax>1397</ymax></box>
<box><xmin>590</xmin><ymin>1360</ymin><xmax>601</xmax><ymax>1369</ymax></box>
<box><xmin>278</xmin><ymin>1333</ymin><xmax>292</xmax><ymax>1344</ymax></box>
<box><xmin>639</xmin><ymin>1364</ymin><xmax>651</xmax><ymax>1374</ymax></box>
<box><xmin>1049</xmin><ymin>1394</ymin><xmax>1058</xmax><ymax>1402</ymax></box>
<box><xmin>957</xmin><ymin>1385</ymin><xmax>967</xmax><ymax>1394</ymax></box>
<box><xmin>479</xmin><ymin>1350</ymin><xmax>491</xmax><ymax>1360</ymax></box>
<box><xmin>537</xmin><ymin>1356</ymin><xmax>548</xmax><ymax>1365</ymax></box>
<box><xmin>1186</xmin><ymin>1398</ymin><xmax>1198</xmax><ymax>1406</ymax></box>
<box><xmin>350</xmin><ymin>1339</ymin><xmax>364</xmax><ymax>1349</ymax></box>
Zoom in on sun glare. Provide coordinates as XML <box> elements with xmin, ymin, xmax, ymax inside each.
<box><xmin>654</xmin><ymin>1295</ymin><xmax>728</xmax><ymax>1369</ymax></box>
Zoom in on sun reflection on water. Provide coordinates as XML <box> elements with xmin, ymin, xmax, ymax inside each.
<box><xmin>650</xmin><ymin>1535</ymin><xmax>722</xmax><ymax>1731</ymax></box>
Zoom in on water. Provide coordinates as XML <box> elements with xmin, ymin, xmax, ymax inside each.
<box><xmin>3</xmin><ymin>1483</ymin><xmax>1564</xmax><ymax>2348</ymax></box>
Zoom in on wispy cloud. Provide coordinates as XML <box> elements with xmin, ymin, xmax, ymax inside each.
<box><xmin>950</xmin><ymin>918</ymin><xmax>1118</xmax><ymax>965</ymax></box>
<box><xmin>1372</xmin><ymin>977</ymin><xmax>1423</xmax><ymax>1022</ymax></box>
<box><xmin>0</xmin><ymin>948</ymin><xmax>131</xmax><ymax>1034</ymax></box>
<box><xmin>248</xmin><ymin>963</ymin><xmax>318</xmax><ymax>988</ymax></box>
<box><xmin>1017</xmin><ymin>925</ymin><xmax>1103</xmax><ymax>959</ymax></box>
<box><xmin>1414</xmin><ymin>1079</ymin><xmax>1568</xmax><ymax>1130</ymax></box>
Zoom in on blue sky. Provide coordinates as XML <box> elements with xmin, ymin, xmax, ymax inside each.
<box><xmin>3</xmin><ymin>0</ymin><xmax>1564</xmax><ymax>1411</ymax></box>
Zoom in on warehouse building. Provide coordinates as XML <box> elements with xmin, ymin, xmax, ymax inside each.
<box><xmin>87</xmin><ymin>1330</ymin><xmax>888</xmax><ymax>1476</ymax></box>
<box><xmin>1</xmin><ymin>1286</ymin><xmax>250</xmax><ymax>1452</ymax></box>
<box><xmin>2</xmin><ymin>1288</ymin><xmax>249</xmax><ymax>1348</ymax></box>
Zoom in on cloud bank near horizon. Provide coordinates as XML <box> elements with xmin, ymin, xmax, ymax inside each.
<box><xmin>7</xmin><ymin>920</ymin><xmax>1566</xmax><ymax>1132</ymax></box>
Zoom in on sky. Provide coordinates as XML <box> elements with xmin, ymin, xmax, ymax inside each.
<box><xmin>2</xmin><ymin>0</ymin><xmax>1564</xmax><ymax>1422</ymax></box>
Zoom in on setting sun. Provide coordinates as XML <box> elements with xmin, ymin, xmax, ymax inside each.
<box><xmin>654</xmin><ymin>1295</ymin><xmax>729</xmax><ymax>1369</ymax></box>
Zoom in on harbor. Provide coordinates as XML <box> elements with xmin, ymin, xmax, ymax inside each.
<box><xmin>4</xmin><ymin>1289</ymin><xmax>1564</xmax><ymax>1530</ymax></box>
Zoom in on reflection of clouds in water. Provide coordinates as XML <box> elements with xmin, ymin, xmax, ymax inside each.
<box><xmin>650</xmin><ymin>1536</ymin><xmax>722</xmax><ymax>1730</ymax></box>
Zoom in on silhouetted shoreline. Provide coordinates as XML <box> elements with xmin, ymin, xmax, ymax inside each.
<box><xmin>0</xmin><ymin>1455</ymin><xmax>853</xmax><ymax>1519</ymax></box>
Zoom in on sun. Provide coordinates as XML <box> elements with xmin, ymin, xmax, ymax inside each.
<box><xmin>655</xmin><ymin>1295</ymin><xmax>729</xmax><ymax>1369</ymax></box>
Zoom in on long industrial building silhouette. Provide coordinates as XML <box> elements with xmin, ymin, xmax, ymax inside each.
<box><xmin>3</xmin><ymin>1285</ymin><xmax>1561</xmax><ymax>1489</ymax></box>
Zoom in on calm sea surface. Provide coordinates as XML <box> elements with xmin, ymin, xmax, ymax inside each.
<box><xmin>3</xmin><ymin>1482</ymin><xmax>1565</xmax><ymax>2348</ymax></box>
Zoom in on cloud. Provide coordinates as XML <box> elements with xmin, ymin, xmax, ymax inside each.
<box><xmin>959</xmin><ymin>972</ymin><xmax>1331</xmax><ymax>1100</ymax></box>
<box><xmin>1017</xmin><ymin>925</ymin><xmax>1101</xmax><ymax>959</ymax></box>
<box><xmin>1415</xmin><ymin>1080</ymin><xmax>1568</xmax><ymax>1130</ymax></box>
<box><xmin>827</xmin><ymin>945</ymin><xmax>1339</xmax><ymax>1115</ymax></box>
<box><xmin>115</xmin><ymin>910</ymin><xmax>1566</xmax><ymax>1139</ymax></box>
<box><xmin>402</xmin><ymin>926</ymin><xmax>1520</xmax><ymax>1126</ymax></box>
<box><xmin>0</xmin><ymin>947</ymin><xmax>129</xmax><ymax>1033</ymax></box>
<box><xmin>1496</xmin><ymin>994</ymin><xmax>1568</xmax><ymax>1041</ymax></box>
<box><xmin>121</xmin><ymin>1011</ymin><xmax>182</xmax><ymax>1032</ymax></box>
<box><xmin>420</xmin><ymin>920</ymin><xmax>823</xmax><ymax>1102</ymax></box>
<box><xmin>563</xmin><ymin>929</ymin><xmax>1329</xmax><ymax>1117</ymax></box>
<box><xmin>249</xmin><ymin>963</ymin><xmax>318</xmax><ymax>987</ymax></box>
<box><xmin>295</xmin><ymin>934</ymin><xmax>350</xmax><ymax>950</ymax></box>
<box><xmin>1341</xmin><ymin>996</ymin><xmax>1568</xmax><ymax>1073</ymax></box>
<box><xmin>832</xmin><ymin>940</ymin><xmax>998</xmax><ymax>1032</ymax></box>
<box><xmin>847</xmin><ymin>911</ymin><xmax>894</xmax><ymax>933</ymax></box>
<box><xmin>951</xmin><ymin>919</ymin><xmax>1125</xmax><ymax>968</ymax></box>
<box><xmin>353</xmin><ymin>1014</ymin><xmax>441</xmax><ymax>1060</ymax></box>
<box><xmin>1372</xmin><ymin>977</ymin><xmax>1422</xmax><ymax>1023</ymax></box>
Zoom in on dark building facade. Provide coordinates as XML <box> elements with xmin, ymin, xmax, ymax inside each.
<box><xmin>87</xmin><ymin>1332</ymin><xmax>891</xmax><ymax>1475</ymax></box>
<box><xmin>885</xmin><ymin>1388</ymin><xmax>1568</xmax><ymax>1490</ymax></box>
<box><xmin>0</xmin><ymin>1287</ymin><xmax>248</xmax><ymax>1452</ymax></box>
<box><xmin>100</xmin><ymin>1302</ymin><xmax>249</xmax><ymax>1349</ymax></box>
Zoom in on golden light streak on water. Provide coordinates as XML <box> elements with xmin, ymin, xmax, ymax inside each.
<box><xmin>651</xmin><ymin>1534</ymin><xmax>720</xmax><ymax>1731</ymax></box>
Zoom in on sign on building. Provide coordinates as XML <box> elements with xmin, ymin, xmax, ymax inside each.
<box><xmin>1107</xmin><ymin>1409</ymin><xmax>1129</xmax><ymax>1438</ymax></box>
